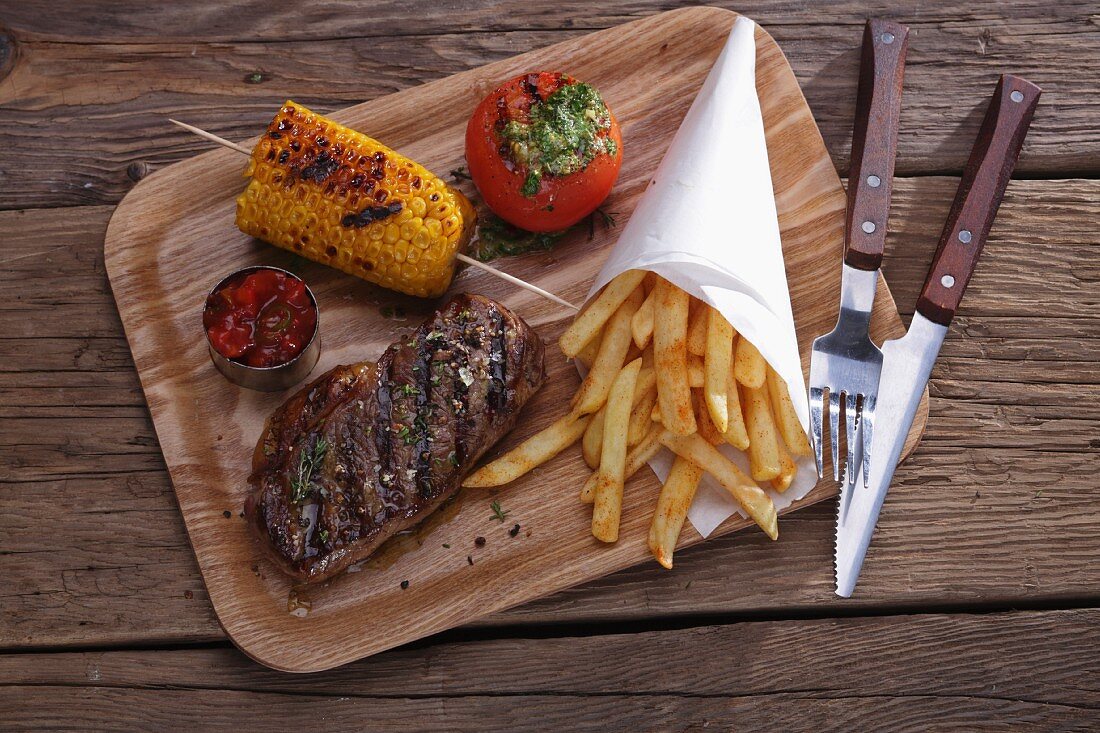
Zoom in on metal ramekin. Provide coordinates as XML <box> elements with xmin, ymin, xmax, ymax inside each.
<box><xmin>203</xmin><ymin>265</ymin><xmax>321</xmax><ymax>392</ymax></box>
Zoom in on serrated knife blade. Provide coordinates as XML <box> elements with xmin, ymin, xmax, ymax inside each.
<box><xmin>834</xmin><ymin>313</ymin><xmax>945</xmax><ymax>597</ymax></box>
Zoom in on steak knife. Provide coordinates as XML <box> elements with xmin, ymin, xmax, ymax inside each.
<box><xmin>835</xmin><ymin>74</ymin><xmax>1041</xmax><ymax>598</ymax></box>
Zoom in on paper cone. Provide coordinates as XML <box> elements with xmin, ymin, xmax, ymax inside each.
<box><xmin>586</xmin><ymin>16</ymin><xmax>816</xmax><ymax>537</ymax></box>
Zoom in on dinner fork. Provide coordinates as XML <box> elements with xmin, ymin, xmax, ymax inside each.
<box><xmin>809</xmin><ymin>19</ymin><xmax>908</xmax><ymax>492</ymax></box>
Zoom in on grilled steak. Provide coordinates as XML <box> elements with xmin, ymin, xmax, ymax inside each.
<box><xmin>245</xmin><ymin>294</ymin><xmax>546</xmax><ymax>582</ymax></box>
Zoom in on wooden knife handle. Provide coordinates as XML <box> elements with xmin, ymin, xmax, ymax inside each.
<box><xmin>916</xmin><ymin>75</ymin><xmax>1041</xmax><ymax>326</ymax></box>
<box><xmin>844</xmin><ymin>19</ymin><xmax>909</xmax><ymax>271</ymax></box>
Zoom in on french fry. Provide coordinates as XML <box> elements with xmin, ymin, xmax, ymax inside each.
<box><xmin>592</xmin><ymin>358</ymin><xmax>643</xmax><ymax>542</ymax></box>
<box><xmin>741</xmin><ymin>383</ymin><xmax>782</xmax><ymax>481</ymax></box>
<box><xmin>584</xmin><ymin>365</ymin><xmax>656</xmax><ymax>465</ymax></box>
<box><xmin>771</xmin><ymin>438</ymin><xmax>797</xmax><ymax>493</ymax></box>
<box><xmin>575</xmin><ymin>329</ymin><xmax>602</xmax><ymax>369</ymax></box>
<box><xmin>642</xmin><ymin>271</ymin><xmax>658</xmax><ymax>294</ymax></box>
<box><xmin>559</xmin><ymin>269</ymin><xmax>647</xmax><ymax>357</ymax></box>
<box><xmin>628</xmin><ymin>384</ymin><xmax>659</xmax><ymax>445</ymax></box>
<box><xmin>704</xmin><ymin>307</ymin><xmax>735</xmax><ymax>432</ymax></box>
<box><xmin>651</xmin><ymin>401</ymin><xmax>663</xmax><ymax>424</ymax></box>
<box><xmin>653</xmin><ymin>279</ymin><xmax>696</xmax><ymax>435</ymax></box>
<box><xmin>686</xmin><ymin>300</ymin><xmax>709</xmax><ymax>356</ymax></box>
<box><xmin>660</xmin><ymin>432</ymin><xmax>778</xmax><ymax>540</ymax></box>
<box><xmin>581</xmin><ymin>405</ymin><xmax>605</xmax><ymax>469</ymax></box>
<box><xmin>766</xmin><ymin>366</ymin><xmax>811</xmax><ymax>457</ymax></box>
<box><xmin>635</xmin><ymin>363</ymin><xmax>656</xmax><ymax>395</ymax></box>
<box><xmin>648</xmin><ymin>456</ymin><xmax>704</xmax><ymax>569</ymax></box>
<box><xmin>581</xmin><ymin>423</ymin><xmax>666</xmax><ymax>503</ymax></box>
<box><xmin>464</xmin><ymin>413</ymin><xmax>591</xmax><ymax>488</ymax></box>
<box><xmin>571</xmin><ymin>287</ymin><xmax>644</xmax><ymax>415</ymax></box>
<box><xmin>687</xmin><ymin>355</ymin><xmax>705</xmax><ymax>388</ymax></box>
<box><xmin>723</xmin><ymin>369</ymin><xmax>750</xmax><ymax>450</ymax></box>
<box><xmin>734</xmin><ymin>335</ymin><xmax>766</xmax><ymax>388</ymax></box>
<box><xmin>632</xmin><ymin>289</ymin><xmax>656</xmax><ymax>349</ymax></box>
<box><xmin>693</xmin><ymin>389</ymin><xmax>725</xmax><ymax>445</ymax></box>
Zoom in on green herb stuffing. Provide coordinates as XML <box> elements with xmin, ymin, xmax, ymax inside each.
<box><xmin>501</xmin><ymin>82</ymin><xmax>616</xmax><ymax>198</ymax></box>
<box><xmin>290</xmin><ymin>437</ymin><xmax>328</xmax><ymax>504</ymax></box>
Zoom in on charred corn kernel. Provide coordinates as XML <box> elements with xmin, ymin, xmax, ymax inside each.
<box><xmin>235</xmin><ymin>100</ymin><xmax>476</xmax><ymax>298</ymax></box>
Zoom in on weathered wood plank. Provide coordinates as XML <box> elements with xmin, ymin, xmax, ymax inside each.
<box><xmin>3</xmin><ymin>177</ymin><xmax>1096</xmax><ymax>338</ymax></box>
<box><xmin>0</xmin><ymin>3</ymin><xmax>1097</xmax><ymax>208</ymax></box>
<box><xmin>1</xmin><ymin>176</ymin><xmax>1097</xmax><ymax>647</ymax></box>
<box><xmin>1</xmin><ymin>610</ymin><xmax>1098</xmax><ymax>731</ymax></box>
<box><xmin>5</xmin><ymin>689</ymin><xmax>1091</xmax><ymax>732</ymax></box>
<box><xmin>1</xmin><ymin>0</ymin><xmax>1093</xmax><ymax>43</ymax></box>
<box><xmin>4</xmin><ymin>444</ymin><xmax>1096</xmax><ymax>646</ymax></box>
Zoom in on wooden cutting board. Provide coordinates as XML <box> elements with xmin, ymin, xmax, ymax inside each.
<box><xmin>104</xmin><ymin>6</ymin><xmax>926</xmax><ymax>672</ymax></box>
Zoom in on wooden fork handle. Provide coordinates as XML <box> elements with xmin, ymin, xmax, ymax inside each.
<box><xmin>916</xmin><ymin>75</ymin><xmax>1041</xmax><ymax>326</ymax></box>
<box><xmin>844</xmin><ymin>19</ymin><xmax>909</xmax><ymax>271</ymax></box>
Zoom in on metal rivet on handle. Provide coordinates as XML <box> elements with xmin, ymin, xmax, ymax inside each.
<box><xmin>941</xmin><ymin>275</ymin><xmax>956</xmax><ymax>288</ymax></box>
<box><xmin>867</xmin><ymin>175</ymin><xmax>881</xmax><ymax>188</ymax></box>
<box><xmin>1010</xmin><ymin>90</ymin><xmax>1024</xmax><ymax>103</ymax></box>
<box><xmin>958</xmin><ymin>229</ymin><xmax>973</xmax><ymax>243</ymax></box>
<box><xmin>881</xmin><ymin>32</ymin><xmax>895</xmax><ymax>44</ymax></box>
<box><xmin>861</xmin><ymin>221</ymin><xmax>876</xmax><ymax>234</ymax></box>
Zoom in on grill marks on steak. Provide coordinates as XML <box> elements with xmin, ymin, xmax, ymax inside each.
<box><xmin>245</xmin><ymin>294</ymin><xmax>546</xmax><ymax>583</ymax></box>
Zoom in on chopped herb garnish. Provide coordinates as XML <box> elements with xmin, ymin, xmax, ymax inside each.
<box><xmin>473</xmin><ymin>212</ymin><xmax>565</xmax><ymax>262</ymax></box>
<box><xmin>318</xmin><ymin>529</ymin><xmax>329</xmax><ymax>543</ymax></box>
<box><xmin>447</xmin><ymin>451</ymin><xmax>458</xmax><ymax>467</ymax></box>
<box><xmin>399</xmin><ymin>384</ymin><xmax>420</xmax><ymax>396</ymax></box>
<box><xmin>450</xmin><ymin>166</ymin><xmax>472</xmax><ymax>181</ymax></box>
<box><xmin>290</xmin><ymin>437</ymin><xmax>328</xmax><ymax>504</ymax></box>
<box><xmin>499</xmin><ymin>81</ymin><xmax>615</xmax><ymax>197</ymax></box>
<box><xmin>395</xmin><ymin>425</ymin><xmax>416</xmax><ymax>445</ymax></box>
<box><xmin>442</xmin><ymin>543</ymin><xmax>451</xmax><ymax>549</ymax></box>
<box><xmin>489</xmin><ymin>500</ymin><xmax>509</xmax><ymax>523</ymax></box>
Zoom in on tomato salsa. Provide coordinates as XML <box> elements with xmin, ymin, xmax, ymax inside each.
<box><xmin>203</xmin><ymin>267</ymin><xmax>317</xmax><ymax>368</ymax></box>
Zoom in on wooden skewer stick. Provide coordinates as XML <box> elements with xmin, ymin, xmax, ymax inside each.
<box><xmin>169</xmin><ymin>118</ymin><xmax>580</xmax><ymax>311</ymax></box>
<box><xmin>168</xmin><ymin>119</ymin><xmax>252</xmax><ymax>155</ymax></box>
<box><xmin>455</xmin><ymin>252</ymin><xmax>576</xmax><ymax>310</ymax></box>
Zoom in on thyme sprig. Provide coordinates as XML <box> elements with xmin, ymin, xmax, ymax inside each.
<box><xmin>490</xmin><ymin>500</ymin><xmax>509</xmax><ymax>523</ymax></box>
<box><xmin>290</xmin><ymin>437</ymin><xmax>328</xmax><ymax>504</ymax></box>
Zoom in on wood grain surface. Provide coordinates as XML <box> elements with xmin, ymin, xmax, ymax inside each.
<box><xmin>4</xmin><ymin>176</ymin><xmax>1095</xmax><ymax>650</ymax></box>
<box><xmin>102</xmin><ymin>7</ymin><xmax>921</xmax><ymax>671</ymax></box>
<box><xmin>1</xmin><ymin>2</ymin><xmax>1097</xmax><ymax>210</ymax></box>
<box><xmin>843</xmin><ymin>19</ymin><xmax>907</xmax><ymax>272</ymax></box>
<box><xmin>3</xmin><ymin>610</ymin><xmax>1099</xmax><ymax>731</ymax></box>
<box><xmin>1</xmin><ymin>0</ymin><xmax>1098</xmax><ymax>727</ymax></box>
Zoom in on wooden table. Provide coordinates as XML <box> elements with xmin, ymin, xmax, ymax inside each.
<box><xmin>1</xmin><ymin>2</ymin><xmax>1097</xmax><ymax>729</ymax></box>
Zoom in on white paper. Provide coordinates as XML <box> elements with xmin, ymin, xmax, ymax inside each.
<box><xmin>586</xmin><ymin>17</ymin><xmax>816</xmax><ymax>538</ymax></box>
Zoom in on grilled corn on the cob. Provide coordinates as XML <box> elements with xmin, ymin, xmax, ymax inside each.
<box><xmin>236</xmin><ymin>101</ymin><xmax>476</xmax><ymax>298</ymax></box>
